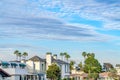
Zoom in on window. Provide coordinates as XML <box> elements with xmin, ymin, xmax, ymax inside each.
<box><xmin>19</xmin><ymin>63</ymin><xmax>26</xmax><ymax>69</ymax></box>
<box><xmin>11</xmin><ymin>63</ymin><xmax>18</xmax><ymax>68</ymax></box>
<box><xmin>1</xmin><ymin>62</ymin><xmax>10</xmax><ymax>68</ymax></box>
<box><xmin>42</xmin><ymin>64</ymin><xmax>44</xmax><ymax>71</ymax></box>
<box><xmin>65</xmin><ymin>64</ymin><xmax>69</xmax><ymax>73</ymax></box>
<box><xmin>65</xmin><ymin>65</ymin><xmax>67</xmax><ymax>72</ymax></box>
<box><xmin>60</xmin><ymin>65</ymin><xmax>62</xmax><ymax>70</ymax></box>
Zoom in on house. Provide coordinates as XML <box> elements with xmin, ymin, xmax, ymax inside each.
<box><xmin>25</xmin><ymin>53</ymin><xmax>70</xmax><ymax>80</ymax></box>
<box><xmin>99</xmin><ymin>72</ymin><xmax>114</xmax><ymax>80</ymax></box>
<box><xmin>0</xmin><ymin>68</ymin><xmax>10</xmax><ymax>80</ymax></box>
<box><xmin>46</xmin><ymin>53</ymin><xmax>70</xmax><ymax>79</ymax></box>
<box><xmin>0</xmin><ymin>61</ymin><xmax>38</xmax><ymax>80</ymax></box>
<box><xmin>25</xmin><ymin>56</ymin><xmax>46</xmax><ymax>80</ymax></box>
<box><xmin>70</xmin><ymin>68</ymin><xmax>87</xmax><ymax>80</ymax></box>
<box><xmin>116</xmin><ymin>64</ymin><xmax>120</xmax><ymax>76</ymax></box>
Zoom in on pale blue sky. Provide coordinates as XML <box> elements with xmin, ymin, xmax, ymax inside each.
<box><xmin>0</xmin><ymin>0</ymin><xmax>120</xmax><ymax>65</ymax></box>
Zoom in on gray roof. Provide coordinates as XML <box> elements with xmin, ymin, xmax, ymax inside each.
<box><xmin>29</xmin><ymin>56</ymin><xmax>45</xmax><ymax>62</ymax></box>
<box><xmin>116</xmin><ymin>64</ymin><xmax>120</xmax><ymax>67</ymax></box>
<box><xmin>52</xmin><ymin>58</ymin><xmax>69</xmax><ymax>64</ymax></box>
<box><xmin>29</xmin><ymin>56</ymin><xmax>69</xmax><ymax>64</ymax></box>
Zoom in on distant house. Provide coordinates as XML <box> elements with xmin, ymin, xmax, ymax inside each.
<box><xmin>103</xmin><ymin>63</ymin><xmax>113</xmax><ymax>72</ymax></box>
<box><xmin>25</xmin><ymin>53</ymin><xmax>70</xmax><ymax>80</ymax></box>
<box><xmin>116</xmin><ymin>64</ymin><xmax>120</xmax><ymax>76</ymax></box>
<box><xmin>0</xmin><ymin>68</ymin><xmax>10</xmax><ymax>80</ymax></box>
<box><xmin>99</xmin><ymin>72</ymin><xmax>114</xmax><ymax>80</ymax></box>
<box><xmin>70</xmin><ymin>69</ymin><xmax>88</xmax><ymax>80</ymax></box>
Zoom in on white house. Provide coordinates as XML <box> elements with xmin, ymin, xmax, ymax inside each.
<box><xmin>70</xmin><ymin>67</ymin><xmax>88</xmax><ymax>80</ymax></box>
<box><xmin>26</xmin><ymin>53</ymin><xmax>70</xmax><ymax>80</ymax></box>
<box><xmin>0</xmin><ymin>61</ymin><xmax>38</xmax><ymax>80</ymax></box>
<box><xmin>25</xmin><ymin>56</ymin><xmax>46</xmax><ymax>80</ymax></box>
<box><xmin>46</xmin><ymin>53</ymin><xmax>70</xmax><ymax>79</ymax></box>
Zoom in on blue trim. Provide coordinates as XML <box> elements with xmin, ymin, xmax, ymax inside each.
<box><xmin>19</xmin><ymin>63</ymin><xmax>26</xmax><ymax>67</ymax></box>
<box><xmin>1</xmin><ymin>62</ymin><xmax>10</xmax><ymax>66</ymax></box>
<box><xmin>11</xmin><ymin>63</ymin><xmax>18</xmax><ymax>66</ymax></box>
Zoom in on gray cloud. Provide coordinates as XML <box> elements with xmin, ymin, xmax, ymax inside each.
<box><xmin>0</xmin><ymin>0</ymin><xmax>118</xmax><ymax>41</ymax></box>
<box><xmin>0</xmin><ymin>15</ymin><xmax>112</xmax><ymax>41</ymax></box>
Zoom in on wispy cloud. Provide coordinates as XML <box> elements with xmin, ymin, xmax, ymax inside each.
<box><xmin>0</xmin><ymin>0</ymin><xmax>119</xmax><ymax>41</ymax></box>
<box><xmin>0</xmin><ymin>16</ymin><xmax>113</xmax><ymax>41</ymax></box>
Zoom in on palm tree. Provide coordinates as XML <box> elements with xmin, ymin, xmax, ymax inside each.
<box><xmin>91</xmin><ymin>53</ymin><xmax>95</xmax><ymax>58</ymax></box>
<box><xmin>46</xmin><ymin>52</ymin><xmax>52</xmax><ymax>55</ymax></box>
<box><xmin>60</xmin><ymin>52</ymin><xmax>64</xmax><ymax>60</ymax></box>
<box><xmin>63</xmin><ymin>52</ymin><xmax>68</xmax><ymax>61</ymax></box>
<box><xmin>65</xmin><ymin>54</ymin><xmax>70</xmax><ymax>62</ymax></box>
<box><xmin>23</xmin><ymin>52</ymin><xmax>28</xmax><ymax>60</ymax></box>
<box><xmin>63</xmin><ymin>52</ymin><xmax>67</xmax><ymax>56</ymax></box>
<box><xmin>78</xmin><ymin>62</ymin><xmax>83</xmax><ymax>71</ymax></box>
<box><xmin>82</xmin><ymin>51</ymin><xmax>87</xmax><ymax>59</ymax></box>
<box><xmin>14</xmin><ymin>50</ymin><xmax>19</xmax><ymax>61</ymax></box>
<box><xmin>18</xmin><ymin>52</ymin><xmax>22</xmax><ymax>61</ymax></box>
<box><xmin>70</xmin><ymin>61</ymin><xmax>75</xmax><ymax>71</ymax></box>
<box><xmin>87</xmin><ymin>53</ymin><xmax>91</xmax><ymax>58</ymax></box>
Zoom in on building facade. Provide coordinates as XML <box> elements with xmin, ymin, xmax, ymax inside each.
<box><xmin>0</xmin><ymin>61</ymin><xmax>38</xmax><ymax>80</ymax></box>
<box><xmin>25</xmin><ymin>53</ymin><xmax>70</xmax><ymax>80</ymax></box>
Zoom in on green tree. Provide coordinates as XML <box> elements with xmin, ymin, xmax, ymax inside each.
<box><xmin>63</xmin><ymin>52</ymin><xmax>70</xmax><ymax>62</ymax></box>
<box><xmin>65</xmin><ymin>54</ymin><xmax>70</xmax><ymax>62</ymax></box>
<box><xmin>87</xmin><ymin>53</ymin><xmax>91</xmax><ymax>58</ymax></box>
<box><xmin>14</xmin><ymin>50</ymin><xmax>19</xmax><ymax>61</ymax></box>
<box><xmin>70</xmin><ymin>60</ymin><xmax>75</xmax><ymax>71</ymax></box>
<box><xmin>22</xmin><ymin>52</ymin><xmax>28</xmax><ymax>60</ymax></box>
<box><xmin>84</xmin><ymin>55</ymin><xmax>102</xmax><ymax>79</ymax></box>
<box><xmin>60</xmin><ymin>52</ymin><xmax>64</xmax><ymax>60</ymax></box>
<box><xmin>82</xmin><ymin>52</ymin><xmax>87</xmax><ymax>59</ymax></box>
<box><xmin>18</xmin><ymin>52</ymin><xmax>22</xmax><ymax>61</ymax></box>
<box><xmin>78</xmin><ymin>62</ymin><xmax>83</xmax><ymax>71</ymax></box>
<box><xmin>47</xmin><ymin>63</ymin><xmax>61</xmax><ymax>80</ymax></box>
<box><xmin>46</xmin><ymin>52</ymin><xmax>52</xmax><ymax>55</ymax></box>
<box><xmin>63</xmin><ymin>52</ymin><xmax>67</xmax><ymax>56</ymax></box>
<box><xmin>91</xmin><ymin>53</ymin><xmax>95</xmax><ymax>58</ymax></box>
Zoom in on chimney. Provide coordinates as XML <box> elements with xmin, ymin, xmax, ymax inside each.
<box><xmin>21</xmin><ymin>59</ymin><xmax>26</xmax><ymax>63</ymax></box>
<box><xmin>46</xmin><ymin>52</ymin><xmax>52</xmax><ymax>69</ymax></box>
<box><xmin>53</xmin><ymin>54</ymin><xmax>57</xmax><ymax>59</ymax></box>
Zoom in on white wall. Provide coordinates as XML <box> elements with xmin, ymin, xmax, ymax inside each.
<box><xmin>116</xmin><ymin>67</ymin><xmax>120</xmax><ymax>75</ymax></box>
<box><xmin>46</xmin><ymin>54</ymin><xmax>52</xmax><ymax>70</ymax></box>
<box><xmin>2</xmin><ymin>67</ymin><xmax>28</xmax><ymax>75</ymax></box>
<box><xmin>34</xmin><ymin>61</ymin><xmax>40</xmax><ymax>71</ymax></box>
<box><xmin>26</xmin><ymin>60</ymin><xmax>34</xmax><ymax>69</ymax></box>
<box><xmin>60</xmin><ymin>64</ymin><xmax>70</xmax><ymax>79</ymax></box>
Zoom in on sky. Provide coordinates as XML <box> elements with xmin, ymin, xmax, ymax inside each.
<box><xmin>0</xmin><ymin>0</ymin><xmax>120</xmax><ymax>65</ymax></box>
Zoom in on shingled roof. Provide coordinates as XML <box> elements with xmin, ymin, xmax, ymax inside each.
<box><xmin>0</xmin><ymin>68</ymin><xmax>10</xmax><ymax>77</ymax></box>
<box><xmin>29</xmin><ymin>56</ymin><xmax>45</xmax><ymax>62</ymax></box>
<box><xmin>52</xmin><ymin>58</ymin><xmax>69</xmax><ymax>64</ymax></box>
<box><xmin>29</xmin><ymin>56</ymin><xmax>69</xmax><ymax>64</ymax></box>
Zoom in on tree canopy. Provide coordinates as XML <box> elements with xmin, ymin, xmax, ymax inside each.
<box><xmin>47</xmin><ymin>63</ymin><xmax>61</xmax><ymax>80</ymax></box>
<box><xmin>82</xmin><ymin>52</ymin><xmax>102</xmax><ymax>79</ymax></box>
<box><xmin>70</xmin><ymin>60</ymin><xmax>75</xmax><ymax>71</ymax></box>
<box><xmin>84</xmin><ymin>56</ymin><xmax>102</xmax><ymax>73</ymax></box>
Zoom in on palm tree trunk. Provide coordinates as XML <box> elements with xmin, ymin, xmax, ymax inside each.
<box><xmin>16</xmin><ymin>55</ymin><xmax>17</xmax><ymax>61</ymax></box>
<box><xmin>19</xmin><ymin>56</ymin><xmax>21</xmax><ymax>61</ymax></box>
<box><xmin>17</xmin><ymin>55</ymin><xmax>19</xmax><ymax>61</ymax></box>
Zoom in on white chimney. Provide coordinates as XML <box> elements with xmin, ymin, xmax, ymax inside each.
<box><xmin>46</xmin><ymin>52</ymin><xmax>52</xmax><ymax>70</ymax></box>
